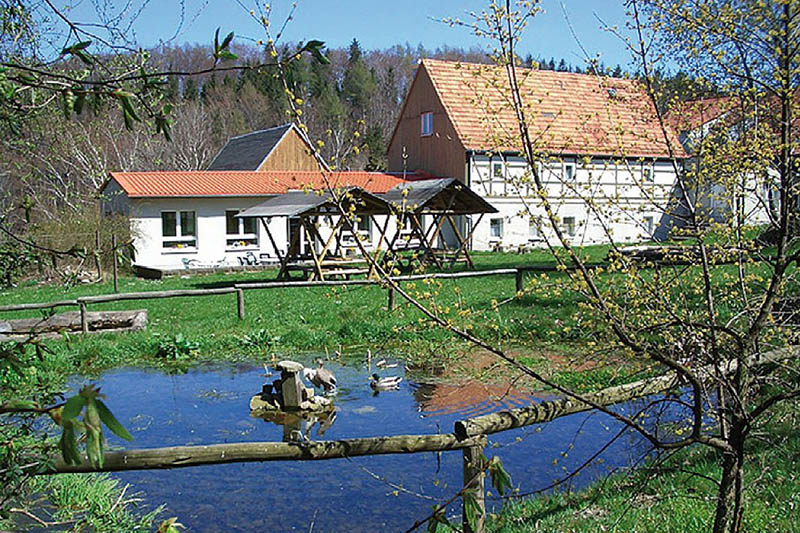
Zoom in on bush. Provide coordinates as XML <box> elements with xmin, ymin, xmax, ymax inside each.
<box><xmin>154</xmin><ymin>333</ymin><xmax>199</xmax><ymax>360</ymax></box>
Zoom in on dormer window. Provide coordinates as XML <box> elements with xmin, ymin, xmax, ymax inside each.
<box><xmin>421</xmin><ymin>112</ymin><xmax>433</xmax><ymax>136</ymax></box>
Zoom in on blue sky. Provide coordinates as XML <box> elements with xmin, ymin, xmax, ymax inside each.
<box><xmin>66</xmin><ymin>0</ymin><xmax>638</xmax><ymax>69</ymax></box>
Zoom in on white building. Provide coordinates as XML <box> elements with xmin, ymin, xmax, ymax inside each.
<box><xmin>387</xmin><ymin>59</ymin><xmax>688</xmax><ymax>250</ymax></box>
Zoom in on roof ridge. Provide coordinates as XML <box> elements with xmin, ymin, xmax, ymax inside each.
<box><xmin>228</xmin><ymin>123</ymin><xmax>293</xmax><ymax>140</ymax></box>
<box><xmin>422</xmin><ymin>57</ymin><xmax>633</xmax><ymax>83</ymax></box>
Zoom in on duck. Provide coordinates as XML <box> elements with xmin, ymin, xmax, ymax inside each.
<box><xmin>370</xmin><ymin>373</ymin><xmax>402</xmax><ymax>391</ymax></box>
<box><xmin>303</xmin><ymin>359</ymin><xmax>337</xmax><ymax>394</ymax></box>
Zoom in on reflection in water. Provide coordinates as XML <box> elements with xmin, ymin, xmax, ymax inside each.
<box><xmin>412</xmin><ymin>381</ymin><xmax>539</xmax><ymax>418</ymax></box>
<box><xmin>74</xmin><ymin>360</ymin><xmax>663</xmax><ymax>533</ymax></box>
<box><xmin>254</xmin><ymin>408</ymin><xmax>338</xmax><ymax>442</ymax></box>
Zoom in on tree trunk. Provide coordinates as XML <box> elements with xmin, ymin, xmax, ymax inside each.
<box><xmin>712</xmin><ymin>425</ymin><xmax>745</xmax><ymax>533</ymax></box>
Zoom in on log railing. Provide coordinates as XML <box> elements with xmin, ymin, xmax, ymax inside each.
<box><xmin>0</xmin><ymin>269</ymin><xmax>519</xmax><ymax>332</ymax></box>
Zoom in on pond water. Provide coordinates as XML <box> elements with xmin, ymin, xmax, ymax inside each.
<box><xmin>76</xmin><ymin>359</ymin><xmax>660</xmax><ymax>532</ymax></box>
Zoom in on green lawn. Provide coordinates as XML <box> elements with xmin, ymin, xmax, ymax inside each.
<box><xmin>487</xmin><ymin>405</ymin><xmax>800</xmax><ymax>533</ymax></box>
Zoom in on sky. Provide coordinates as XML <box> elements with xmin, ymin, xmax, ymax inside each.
<box><xmin>63</xmin><ymin>0</ymin><xmax>640</xmax><ymax>69</ymax></box>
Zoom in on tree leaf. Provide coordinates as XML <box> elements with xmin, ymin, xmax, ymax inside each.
<box><xmin>61</xmin><ymin>394</ymin><xmax>84</xmax><ymax>422</ymax></box>
<box><xmin>95</xmin><ymin>399</ymin><xmax>133</xmax><ymax>441</ymax></box>
<box><xmin>59</xmin><ymin>425</ymin><xmax>82</xmax><ymax>465</ymax></box>
<box><xmin>221</xmin><ymin>31</ymin><xmax>234</xmax><ymax>50</ymax></box>
<box><xmin>218</xmin><ymin>50</ymin><xmax>238</xmax><ymax>62</ymax></box>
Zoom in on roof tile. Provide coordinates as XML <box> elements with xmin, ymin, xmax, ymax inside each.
<box><xmin>107</xmin><ymin>170</ymin><xmax>426</xmax><ymax>198</ymax></box>
<box><xmin>421</xmin><ymin>59</ymin><xmax>686</xmax><ymax>158</ymax></box>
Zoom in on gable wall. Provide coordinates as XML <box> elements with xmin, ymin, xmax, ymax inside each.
<box><xmin>387</xmin><ymin>66</ymin><xmax>466</xmax><ymax>180</ymax></box>
<box><xmin>258</xmin><ymin>129</ymin><xmax>321</xmax><ymax>171</ymax></box>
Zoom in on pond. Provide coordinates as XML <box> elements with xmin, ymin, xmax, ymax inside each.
<box><xmin>75</xmin><ymin>358</ymin><xmax>659</xmax><ymax>532</ymax></box>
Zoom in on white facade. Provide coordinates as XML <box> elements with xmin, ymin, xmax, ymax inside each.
<box><xmin>466</xmin><ymin>154</ymin><xmax>679</xmax><ymax>250</ymax></box>
<box><xmin>103</xmin><ymin>184</ymin><xmax>397</xmax><ymax>269</ymax></box>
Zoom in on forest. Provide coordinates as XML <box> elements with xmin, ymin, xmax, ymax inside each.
<box><xmin>0</xmin><ymin>37</ymin><xmax>704</xmax><ymax>255</ymax></box>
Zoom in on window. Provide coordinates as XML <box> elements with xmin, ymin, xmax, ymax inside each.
<box><xmin>563</xmin><ymin>161</ymin><xmax>576</xmax><ymax>182</ymax></box>
<box><xmin>529</xmin><ymin>216</ymin><xmax>543</xmax><ymax>240</ymax></box>
<box><xmin>226</xmin><ymin>210</ymin><xmax>258</xmax><ymax>249</ymax></box>
<box><xmin>420</xmin><ymin>112</ymin><xmax>433</xmax><ymax>136</ymax></box>
<box><xmin>562</xmin><ymin>216</ymin><xmax>576</xmax><ymax>237</ymax></box>
<box><xmin>490</xmin><ymin>161</ymin><xmax>506</xmax><ymax>196</ymax></box>
<box><xmin>356</xmin><ymin>215</ymin><xmax>372</xmax><ymax>239</ymax></box>
<box><xmin>162</xmin><ymin>210</ymin><xmax>197</xmax><ymax>250</ymax></box>
<box><xmin>642</xmin><ymin>163</ymin><xmax>654</xmax><ymax>183</ymax></box>
<box><xmin>644</xmin><ymin>215</ymin><xmax>654</xmax><ymax>236</ymax></box>
<box><xmin>490</xmin><ymin>218</ymin><xmax>504</xmax><ymax>239</ymax></box>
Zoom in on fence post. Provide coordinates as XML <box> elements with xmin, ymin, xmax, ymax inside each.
<box><xmin>462</xmin><ymin>437</ymin><xmax>487</xmax><ymax>533</ymax></box>
<box><xmin>94</xmin><ymin>230</ymin><xmax>102</xmax><ymax>280</ymax></box>
<box><xmin>236</xmin><ymin>288</ymin><xmax>245</xmax><ymax>320</ymax></box>
<box><xmin>111</xmin><ymin>234</ymin><xmax>119</xmax><ymax>293</ymax></box>
<box><xmin>79</xmin><ymin>302</ymin><xmax>88</xmax><ymax>333</ymax></box>
<box><xmin>387</xmin><ymin>287</ymin><xmax>395</xmax><ymax>311</ymax></box>
<box><xmin>515</xmin><ymin>269</ymin><xmax>523</xmax><ymax>294</ymax></box>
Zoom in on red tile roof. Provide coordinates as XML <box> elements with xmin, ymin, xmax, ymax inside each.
<box><xmin>664</xmin><ymin>96</ymin><xmax>737</xmax><ymax>133</ymax></box>
<box><xmin>422</xmin><ymin>59</ymin><xmax>686</xmax><ymax>158</ymax></box>
<box><xmin>107</xmin><ymin>170</ymin><xmax>422</xmax><ymax>198</ymax></box>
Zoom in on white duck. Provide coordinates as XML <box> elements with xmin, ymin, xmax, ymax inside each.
<box><xmin>370</xmin><ymin>373</ymin><xmax>402</xmax><ymax>391</ymax></box>
<box><xmin>303</xmin><ymin>359</ymin><xmax>337</xmax><ymax>394</ymax></box>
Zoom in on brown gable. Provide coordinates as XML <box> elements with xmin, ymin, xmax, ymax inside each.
<box><xmin>421</xmin><ymin>59</ymin><xmax>686</xmax><ymax>159</ymax></box>
<box><xmin>257</xmin><ymin>125</ymin><xmax>325</xmax><ymax>172</ymax></box>
<box><xmin>387</xmin><ymin>64</ymin><xmax>468</xmax><ymax>179</ymax></box>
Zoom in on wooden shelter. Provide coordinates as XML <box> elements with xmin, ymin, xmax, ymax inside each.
<box><xmin>379</xmin><ymin>178</ymin><xmax>497</xmax><ymax>270</ymax></box>
<box><xmin>237</xmin><ymin>187</ymin><xmax>392</xmax><ymax>280</ymax></box>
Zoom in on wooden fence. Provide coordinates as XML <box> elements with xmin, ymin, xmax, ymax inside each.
<box><xmin>0</xmin><ymin>268</ymin><xmax>527</xmax><ymax>330</ymax></box>
<box><xmin>38</xmin><ymin>347</ymin><xmax>797</xmax><ymax>533</ymax></box>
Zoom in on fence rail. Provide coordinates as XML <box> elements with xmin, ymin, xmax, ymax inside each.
<box><xmin>0</xmin><ymin>268</ymin><xmax>521</xmax><ymax>331</ymax></box>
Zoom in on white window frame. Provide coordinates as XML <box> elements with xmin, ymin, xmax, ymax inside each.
<box><xmin>529</xmin><ymin>216</ymin><xmax>543</xmax><ymax>241</ymax></box>
<box><xmin>644</xmin><ymin>215</ymin><xmax>654</xmax><ymax>236</ymax></box>
<box><xmin>562</xmin><ymin>216</ymin><xmax>576</xmax><ymax>237</ymax></box>
<box><xmin>225</xmin><ymin>210</ymin><xmax>259</xmax><ymax>250</ymax></box>
<box><xmin>420</xmin><ymin>111</ymin><xmax>433</xmax><ymax>137</ymax></box>
<box><xmin>489</xmin><ymin>218</ymin><xmax>504</xmax><ymax>239</ymax></box>
<box><xmin>490</xmin><ymin>160</ymin><xmax>506</xmax><ymax>196</ymax></box>
<box><xmin>642</xmin><ymin>162</ymin><xmax>655</xmax><ymax>183</ymax></box>
<box><xmin>563</xmin><ymin>160</ymin><xmax>576</xmax><ymax>182</ymax></box>
<box><xmin>161</xmin><ymin>210</ymin><xmax>197</xmax><ymax>252</ymax></box>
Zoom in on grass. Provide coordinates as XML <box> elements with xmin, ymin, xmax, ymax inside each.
<box><xmin>487</xmin><ymin>405</ymin><xmax>800</xmax><ymax>533</ymax></box>
<box><xmin>0</xmin><ymin>248</ymin><xmax>613</xmax><ymax>378</ymax></box>
<box><xmin>12</xmin><ymin>474</ymin><xmax>164</xmax><ymax>532</ymax></box>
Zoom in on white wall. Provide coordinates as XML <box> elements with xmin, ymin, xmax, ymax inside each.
<box><xmin>123</xmin><ymin>196</ymin><xmax>401</xmax><ymax>269</ymax></box>
<box><xmin>467</xmin><ymin>154</ymin><xmax>678</xmax><ymax>250</ymax></box>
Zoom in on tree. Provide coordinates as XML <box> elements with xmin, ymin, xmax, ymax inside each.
<box><xmin>426</xmin><ymin>2</ymin><xmax>798</xmax><ymax>532</ymax></box>
<box><xmin>0</xmin><ymin>2</ymin><xmax>329</xmax><ymax>526</ymax></box>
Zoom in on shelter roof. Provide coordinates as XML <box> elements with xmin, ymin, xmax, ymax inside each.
<box><xmin>380</xmin><ymin>178</ymin><xmax>498</xmax><ymax>215</ymax></box>
<box><xmin>237</xmin><ymin>187</ymin><xmax>391</xmax><ymax>217</ymax></box>
<box><xmin>418</xmin><ymin>59</ymin><xmax>685</xmax><ymax>159</ymax></box>
<box><xmin>105</xmin><ymin>170</ymin><xmax>417</xmax><ymax>198</ymax></box>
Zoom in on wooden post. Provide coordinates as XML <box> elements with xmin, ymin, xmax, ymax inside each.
<box><xmin>515</xmin><ymin>269</ymin><xmax>523</xmax><ymax>294</ymax></box>
<box><xmin>94</xmin><ymin>230</ymin><xmax>102</xmax><ymax>280</ymax></box>
<box><xmin>111</xmin><ymin>234</ymin><xmax>119</xmax><ymax>293</ymax></box>
<box><xmin>79</xmin><ymin>302</ymin><xmax>88</xmax><ymax>333</ymax></box>
<box><xmin>236</xmin><ymin>288</ymin><xmax>245</xmax><ymax>320</ymax></box>
<box><xmin>462</xmin><ymin>441</ymin><xmax>486</xmax><ymax>533</ymax></box>
<box><xmin>387</xmin><ymin>287</ymin><xmax>395</xmax><ymax>310</ymax></box>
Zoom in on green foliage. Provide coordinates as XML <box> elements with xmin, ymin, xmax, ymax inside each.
<box><xmin>57</xmin><ymin>384</ymin><xmax>133</xmax><ymax>468</ymax></box>
<box><xmin>237</xmin><ymin>329</ymin><xmax>280</xmax><ymax>352</ymax></box>
<box><xmin>488</xmin><ymin>405</ymin><xmax>800</xmax><ymax>532</ymax></box>
<box><xmin>20</xmin><ymin>473</ymin><xmax>163</xmax><ymax>532</ymax></box>
<box><xmin>0</xmin><ymin>242</ymin><xmax>37</xmax><ymax>288</ymax></box>
<box><xmin>154</xmin><ymin>333</ymin><xmax>199</xmax><ymax>360</ymax></box>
